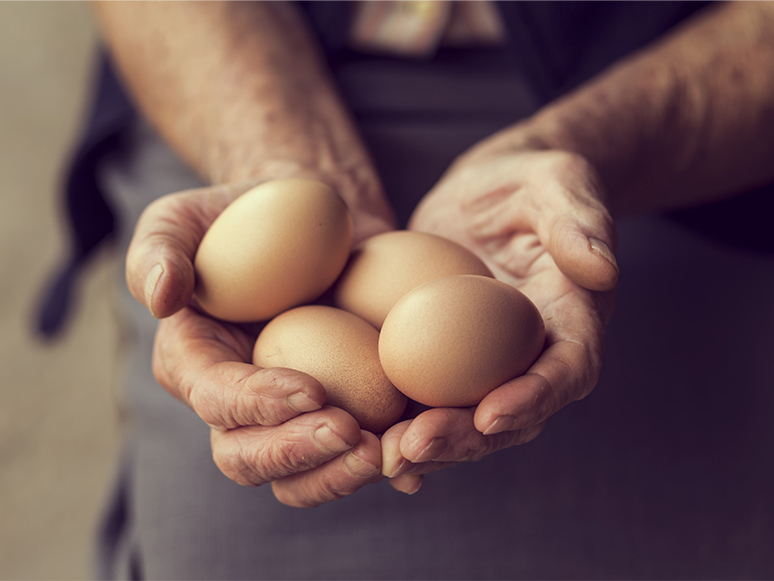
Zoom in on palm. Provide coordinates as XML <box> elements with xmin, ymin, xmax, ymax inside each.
<box><xmin>128</xmin><ymin>178</ymin><xmax>398</xmax><ymax>507</ymax></box>
<box><xmin>380</xmin><ymin>150</ymin><xmax>617</xmax><ymax>491</ymax></box>
<box><xmin>410</xmin><ymin>151</ymin><xmax>610</xmax><ymax>349</ymax></box>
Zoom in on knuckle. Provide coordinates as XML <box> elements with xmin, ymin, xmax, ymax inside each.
<box><xmin>212</xmin><ymin>441</ymin><xmax>263</xmax><ymax>487</ymax></box>
<box><xmin>188</xmin><ymin>386</ymin><xmax>230</xmax><ymax>428</ymax></box>
<box><xmin>260</xmin><ymin>436</ymin><xmax>319</xmax><ymax>480</ymax></box>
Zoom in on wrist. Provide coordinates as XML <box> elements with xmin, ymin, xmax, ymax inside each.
<box><xmin>457</xmin><ymin>117</ymin><xmax>616</xmax><ymax>212</ymax></box>
<box><xmin>517</xmin><ymin>110</ymin><xmax>628</xmax><ymax>214</ymax></box>
<box><xmin>193</xmin><ymin>91</ymin><xmax>394</xmax><ymax>230</ymax></box>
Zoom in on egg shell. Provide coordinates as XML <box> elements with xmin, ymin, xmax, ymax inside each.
<box><xmin>253</xmin><ymin>305</ymin><xmax>407</xmax><ymax>433</ymax></box>
<box><xmin>332</xmin><ymin>230</ymin><xmax>493</xmax><ymax>329</ymax></box>
<box><xmin>194</xmin><ymin>179</ymin><xmax>353</xmax><ymax>322</ymax></box>
<box><xmin>378</xmin><ymin>275</ymin><xmax>545</xmax><ymax>408</ymax></box>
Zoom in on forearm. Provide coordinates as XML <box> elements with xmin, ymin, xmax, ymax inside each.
<box><xmin>485</xmin><ymin>2</ymin><xmax>774</xmax><ymax>216</ymax></box>
<box><xmin>93</xmin><ymin>1</ymin><xmax>390</xmax><ymax>220</ymax></box>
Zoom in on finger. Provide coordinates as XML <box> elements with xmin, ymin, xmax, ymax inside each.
<box><xmin>153</xmin><ymin>308</ymin><xmax>326</xmax><ymax>429</ymax></box>
<box><xmin>388</xmin><ymin>473</ymin><xmax>424</xmax><ymax>495</ymax></box>
<box><xmin>126</xmin><ymin>182</ymin><xmax>254</xmax><ymax>318</ymax></box>
<box><xmin>381</xmin><ymin>419</ymin><xmax>413</xmax><ymax>478</ymax></box>
<box><xmin>474</xmin><ymin>339</ymin><xmax>601</xmax><ymax>435</ymax></box>
<box><xmin>211</xmin><ymin>407</ymin><xmax>364</xmax><ymax>490</ymax></box>
<box><xmin>399</xmin><ymin>407</ymin><xmax>545</xmax><ymax>464</ymax></box>
<box><xmin>382</xmin><ymin>419</ymin><xmax>456</xmax><ymax>480</ymax></box>
<box><xmin>527</xmin><ymin>153</ymin><xmax>618</xmax><ymax>291</ymax></box>
<box><xmin>271</xmin><ymin>430</ymin><xmax>383</xmax><ymax>508</ymax></box>
<box><xmin>545</xmin><ymin>212</ymin><xmax>619</xmax><ymax>292</ymax></box>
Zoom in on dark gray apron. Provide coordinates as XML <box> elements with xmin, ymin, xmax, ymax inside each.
<box><xmin>89</xmin><ymin>42</ymin><xmax>774</xmax><ymax>579</ymax></box>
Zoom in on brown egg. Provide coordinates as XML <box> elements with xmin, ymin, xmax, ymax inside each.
<box><xmin>332</xmin><ymin>230</ymin><xmax>493</xmax><ymax>329</ymax></box>
<box><xmin>379</xmin><ymin>275</ymin><xmax>545</xmax><ymax>408</ymax></box>
<box><xmin>194</xmin><ymin>179</ymin><xmax>353</xmax><ymax>322</ymax></box>
<box><xmin>253</xmin><ymin>305</ymin><xmax>407</xmax><ymax>433</ymax></box>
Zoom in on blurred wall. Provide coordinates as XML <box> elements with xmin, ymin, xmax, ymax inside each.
<box><xmin>0</xmin><ymin>3</ymin><xmax>121</xmax><ymax>579</ymax></box>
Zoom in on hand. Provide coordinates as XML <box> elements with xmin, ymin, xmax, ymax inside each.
<box><xmin>126</xmin><ymin>180</ymin><xmax>394</xmax><ymax>507</ymax></box>
<box><xmin>381</xmin><ymin>145</ymin><xmax>618</xmax><ymax>494</ymax></box>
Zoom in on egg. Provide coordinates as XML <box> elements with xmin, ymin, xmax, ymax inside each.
<box><xmin>194</xmin><ymin>179</ymin><xmax>353</xmax><ymax>322</ymax></box>
<box><xmin>332</xmin><ymin>230</ymin><xmax>493</xmax><ymax>329</ymax></box>
<box><xmin>379</xmin><ymin>275</ymin><xmax>545</xmax><ymax>408</ymax></box>
<box><xmin>253</xmin><ymin>305</ymin><xmax>407</xmax><ymax>433</ymax></box>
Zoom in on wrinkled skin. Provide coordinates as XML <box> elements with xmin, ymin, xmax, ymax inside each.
<box><xmin>126</xmin><ymin>142</ymin><xmax>618</xmax><ymax>503</ymax></box>
<box><xmin>382</xmin><ymin>146</ymin><xmax>618</xmax><ymax>494</ymax></box>
<box><xmin>128</xmin><ymin>180</ymin><xmax>394</xmax><ymax>507</ymax></box>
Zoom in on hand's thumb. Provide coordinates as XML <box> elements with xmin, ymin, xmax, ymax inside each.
<box><xmin>126</xmin><ymin>183</ymin><xmax>258</xmax><ymax>318</ymax></box>
<box><xmin>131</xmin><ymin>252</ymin><xmax>195</xmax><ymax>319</ymax></box>
<box><xmin>547</xmin><ymin>216</ymin><xmax>619</xmax><ymax>291</ymax></box>
<box><xmin>126</xmin><ymin>196</ymin><xmax>204</xmax><ymax>318</ymax></box>
<box><xmin>126</xmin><ymin>231</ymin><xmax>197</xmax><ymax>319</ymax></box>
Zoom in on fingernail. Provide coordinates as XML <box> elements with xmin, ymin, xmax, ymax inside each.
<box><xmin>483</xmin><ymin>415</ymin><xmax>517</xmax><ymax>436</ymax></box>
<box><xmin>343</xmin><ymin>451</ymin><xmax>380</xmax><ymax>478</ymax></box>
<box><xmin>145</xmin><ymin>264</ymin><xmax>164</xmax><ymax>317</ymax></box>
<box><xmin>286</xmin><ymin>392</ymin><xmax>321</xmax><ymax>413</ymax></box>
<box><xmin>413</xmin><ymin>437</ymin><xmax>448</xmax><ymax>463</ymax></box>
<box><xmin>589</xmin><ymin>238</ymin><xmax>619</xmax><ymax>272</ymax></box>
<box><xmin>313</xmin><ymin>425</ymin><xmax>352</xmax><ymax>454</ymax></box>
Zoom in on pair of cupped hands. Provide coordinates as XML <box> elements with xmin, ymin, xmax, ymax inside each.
<box><xmin>126</xmin><ymin>137</ymin><xmax>619</xmax><ymax>508</ymax></box>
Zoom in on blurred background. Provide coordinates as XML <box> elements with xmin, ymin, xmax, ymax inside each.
<box><xmin>0</xmin><ymin>3</ymin><xmax>121</xmax><ymax>579</ymax></box>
